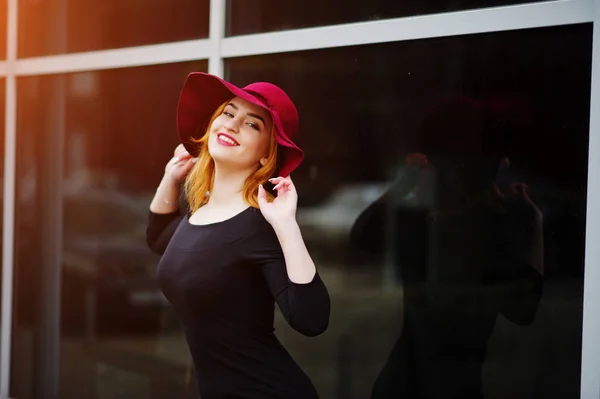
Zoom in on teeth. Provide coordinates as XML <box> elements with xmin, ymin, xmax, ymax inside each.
<box><xmin>219</xmin><ymin>135</ymin><xmax>237</xmax><ymax>145</ymax></box>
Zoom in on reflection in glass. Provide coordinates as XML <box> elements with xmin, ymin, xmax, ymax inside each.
<box><xmin>11</xmin><ymin>62</ymin><xmax>206</xmax><ymax>399</ymax></box>
<box><xmin>351</xmin><ymin>98</ymin><xmax>545</xmax><ymax>398</ymax></box>
<box><xmin>18</xmin><ymin>0</ymin><xmax>209</xmax><ymax>57</ymax></box>
<box><xmin>227</xmin><ymin>23</ymin><xmax>591</xmax><ymax>398</ymax></box>
<box><xmin>227</xmin><ymin>0</ymin><xmax>551</xmax><ymax>36</ymax></box>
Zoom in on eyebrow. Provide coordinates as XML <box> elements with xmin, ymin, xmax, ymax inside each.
<box><xmin>226</xmin><ymin>102</ymin><xmax>266</xmax><ymax>124</ymax></box>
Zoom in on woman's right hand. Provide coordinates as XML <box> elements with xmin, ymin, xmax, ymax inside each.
<box><xmin>165</xmin><ymin>144</ymin><xmax>196</xmax><ymax>184</ymax></box>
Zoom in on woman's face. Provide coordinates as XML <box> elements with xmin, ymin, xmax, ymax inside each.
<box><xmin>207</xmin><ymin>97</ymin><xmax>273</xmax><ymax>172</ymax></box>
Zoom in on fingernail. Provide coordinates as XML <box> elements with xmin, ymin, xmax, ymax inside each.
<box><xmin>192</xmin><ymin>158</ymin><xmax>198</xmax><ymax>163</ymax></box>
<box><xmin>173</xmin><ymin>157</ymin><xmax>179</xmax><ymax>162</ymax></box>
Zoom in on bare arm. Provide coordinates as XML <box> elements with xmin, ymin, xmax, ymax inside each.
<box><xmin>257</xmin><ymin>177</ymin><xmax>320</xmax><ymax>284</ymax></box>
<box><xmin>146</xmin><ymin>144</ymin><xmax>196</xmax><ymax>254</ymax></box>
<box><xmin>150</xmin><ymin>143</ymin><xmax>195</xmax><ymax>214</ymax></box>
<box><xmin>491</xmin><ymin>182</ymin><xmax>545</xmax><ymax>325</ymax></box>
<box><xmin>271</xmin><ymin>220</ymin><xmax>316</xmax><ymax>284</ymax></box>
<box><xmin>150</xmin><ymin>174</ymin><xmax>182</xmax><ymax>214</ymax></box>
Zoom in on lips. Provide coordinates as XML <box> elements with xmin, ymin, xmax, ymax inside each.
<box><xmin>217</xmin><ymin>133</ymin><xmax>240</xmax><ymax>147</ymax></box>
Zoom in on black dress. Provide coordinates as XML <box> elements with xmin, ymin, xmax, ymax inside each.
<box><xmin>351</xmin><ymin>200</ymin><xmax>544</xmax><ymax>398</ymax></box>
<box><xmin>146</xmin><ymin>207</ymin><xmax>330</xmax><ymax>399</ymax></box>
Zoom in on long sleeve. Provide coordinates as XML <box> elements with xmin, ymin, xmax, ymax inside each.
<box><xmin>248</xmin><ymin>220</ymin><xmax>330</xmax><ymax>337</ymax></box>
<box><xmin>488</xmin><ymin>212</ymin><xmax>545</xmax><ymax>325</ymax></box>
<box><xmin>350</xmin><ymin>197</ymin><xmax>387</xmax><ymax>253</ymax></box>
<box><xmin>496</xmin><ymin>266</ymin><xmax>544</xmax><ymax>325</ymax></box>
<box><xmin>350</xmin><ymin>164</ymin><xmax>424</xmax><ymax>253</ymax></box>
<box><xmin>146</xmin><ymin>210</ymin><xmax>183</xmax><ymax>255</ymax></box>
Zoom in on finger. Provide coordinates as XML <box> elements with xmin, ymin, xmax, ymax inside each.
<box><xmin>284</xmin><ymin>176</ymin><xmax>296</xmax><ymax>191</ymax></box>
<box><xmin>268</xmin><ymin>177</ymin><xmax>284</xmax><ymax>185</ymax></box>
<box><xmin>257</xmin><ymin>184</ymin><xmax>268</xmax><ymax>206</ymax></box>
<box><xmin>275</xmin><ymin>176</ymin><xmax>294</xmax><ymax>187</ymax></box>
<box><xmin>270</xmin><ymin>175</ymin><xmax>294</xmax><ymax>182</ymax></box>
<box><xmin>492</xmin><ymin>183</ymin><xmax>505</xmax><ymax>199</ymax></box>
<box><xmin>273</xmin><ymin>180</ymin><xmax>292</xmax><ymax>191</ymax></box>
<box><xmin>174</xmin><ymin>144</ymin><xmax>186</xmax><ymax>157</ymax></box>
<box><xmin>510</xmin><ymin>182</ymin><xmax>527</xmax><ymax>196</ymax></box>
<box><xmin>517</xmin><ymin>183</ymin><xmax>530</xmax><ymax>199</ymax></box>
<box><xmin>177</xmin><ymin>151</ymin><xmax>193</xmax><ymax>161</ymax></box>
<box><xmin>510</xmin><ymin>182</ymin><xmax>518</xmax><ymax>195</ymax></box>
<box><xmin>175</xmin><ymin>145</ymin><xmax>192</xmax><ymax>159</ymax></box>
<box><xmin>182</xmin><ymin>157</ymin><xmax>196</xmax><ymax>170</ymax></box>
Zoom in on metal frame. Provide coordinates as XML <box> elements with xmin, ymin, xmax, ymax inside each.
<box><xmin>1</xmin><ymin>0</ymin><xmax>17</xmax><ymax>395</ymax></box>
<box><xmin>581</xmin><ymin>0</ymin><xmax>600</xmax><ymax>396</ymax></box>
<box><xmin>14</xmin><ymin>40</ymin><xmax>213</xmax><ymax>76</ymax></box>
<box><xmin>0</xmin><ymin>0</ymin><xmax>598</xmax><ymax>397</ymax></box>
<box><xmin>2</xmin><ymin>0</ymin><xmax>593</xmax><ymax>77</ymax></box>
<box><xmin>221</xmin><ymin>0</ymin><xmax>593</xmax><ymax>57</ymax></box>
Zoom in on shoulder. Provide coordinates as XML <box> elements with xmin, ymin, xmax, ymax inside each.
<box><xmin>226</xmin><ymin>209</ymin><xmax>283</xmax><ymax>263</ymax></box>
<box><xmin>238</xmin><ymin>208</ymin><xmax>281</xmax><ymax>248</ymax></box>
<box><xmin>242</xmin><ymin>207</ymin><xmax>272</xmax><ymax>230</ymax></box>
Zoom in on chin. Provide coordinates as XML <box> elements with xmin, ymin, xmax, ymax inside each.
<box><xmin>208</xmin><ymin>146</ymin><xmax>239</xmax><ymax>165</ymax></box>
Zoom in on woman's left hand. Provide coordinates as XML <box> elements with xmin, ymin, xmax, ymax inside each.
<box><xmin>258</xmin><ymin>176</ymin><xmax>297</xmax><ymax>227</ymax></box>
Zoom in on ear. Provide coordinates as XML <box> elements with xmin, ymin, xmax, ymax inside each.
<box><xmin>260</xmin><ymin>156</ymin><xmax>268</xmax><ymax>166</ymax></box>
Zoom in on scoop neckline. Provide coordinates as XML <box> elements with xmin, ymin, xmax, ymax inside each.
<box><xmin>186</xmin><ymin>206</ymin><xmax>253</xmax><ymax>227</ymax></box>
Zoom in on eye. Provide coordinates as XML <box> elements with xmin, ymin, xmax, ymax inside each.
<box><xmin>223</xmin><ymin>111</ymin><xmax>234</xmax><ymax>117</ymax></box>
<box><xmin>247</xmin><ymin>122</ymin><xmax>259</xmax><ymax>130</ymax></box>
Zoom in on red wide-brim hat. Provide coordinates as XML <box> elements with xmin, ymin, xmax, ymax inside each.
<box><xmin>176</xmin><ymin>72</ymin><xmax>304</xmax><ymax>177</ymax></box>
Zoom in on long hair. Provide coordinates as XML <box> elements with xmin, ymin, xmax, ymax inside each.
<box><xmin>184</xmin><ymin>100</ymin><xmax>278</xmax><ymax>213</ymax></box>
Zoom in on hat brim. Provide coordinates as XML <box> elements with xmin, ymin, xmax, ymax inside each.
<box><xmin>176</xmin><ymin>72</ymin><xmax>303</xmax><ymax>177</ymax></box>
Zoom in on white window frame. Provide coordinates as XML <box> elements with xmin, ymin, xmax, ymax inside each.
<box><xmin>2</xmin><ymin>0</ymin><xmax>599</xmax><ymax>397</ymax></box>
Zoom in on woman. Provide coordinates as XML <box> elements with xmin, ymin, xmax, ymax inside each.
<box><xmin>351</xmin><ymin>97</ymin><xmax>544</xmax><ymax>398</ymax></box>
<box><xmin>146</xmin><ymin>72</ymin><xmax>330</xmax><ymax>399</ymax></box>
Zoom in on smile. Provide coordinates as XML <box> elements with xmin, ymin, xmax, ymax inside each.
<box><xmin>217</xmin><ymin>133</ymin><xmax>240</xmax><ymax>146</ymax></box>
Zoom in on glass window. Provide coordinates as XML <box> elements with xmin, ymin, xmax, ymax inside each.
<box><xmin>226</xmin><ymin>23</ymin><xmax>591</xmax><ymax>398</ymax></box>
<box><xmin>11</xmin><ymin>61</ymin><xmax>206</xmax><ymax>399</ymax></box>
<box><xmin>227</xmin><ymin>0</ymin><xmax>552</xmax><ymax>36</ymax></box>
<box><xmin>18</xmin><ymin>0</ymin><xmax>210</xmax><ymax>58</ymax></box>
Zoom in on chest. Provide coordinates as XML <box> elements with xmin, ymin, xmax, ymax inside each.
<box><xmin>188</xmin><ymin>204</ymin><xmax>250</xmax><ymax>225</ymax></box>
<box><xmin>156</xmin><ymin>219</ymin><xmax>268</xmax><ymax>309</ymax></box>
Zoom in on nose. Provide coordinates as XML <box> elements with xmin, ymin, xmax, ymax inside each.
<box><xmin>224</xmin><ymin>115</ymin><xmax>240</xmax><ymax>133</ymax></box>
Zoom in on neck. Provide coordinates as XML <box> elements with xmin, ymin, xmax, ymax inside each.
<box><xmin>208</xmin><ymin>164</ymin><xmax>254</xmax><ymax>206</ymax></box>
